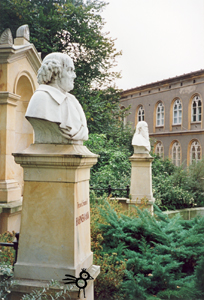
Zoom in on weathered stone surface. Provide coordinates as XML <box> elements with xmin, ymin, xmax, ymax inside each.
<box><xmin>13</xmin><ymin>144</ymin><xmax>98</xmax><ymax>282</ymax></box>
<box><xmin>132</xmin><ymin>121</ymin><xmax>151</xmax><ymax>153</ymax></box>
<box><xmin>129</xmin><ymin>152</ymin><xmax>155</xmax><ymax>213</ymax></box>
<box><xmin>26</xmin><ymin>53</ymin><xmax>88</xmax><ymax>143</ymax></box>
<box><xmin>0</xmin><ymin>25</ymin><xmax>41</xmax><ymax>233</ymax></box>
<box><xmin>8</xmin><ymin>265</ymin><xmax>100</xmax><ymax>300</ymax></box>
<box><xmin>16</xmin><ymin>25</ymin><xmax>30</xmax><ymax>41</ymax></box>
<box><xmin>0</xmin><ymin>28</ymin><xmax>13</xmax><ymax>45</ymax></box>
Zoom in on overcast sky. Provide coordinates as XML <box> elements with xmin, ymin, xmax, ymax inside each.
<box><xmin>101</xmin><ymin>0</ymin><xmax>204</xmax><ymax>91</ymax></box>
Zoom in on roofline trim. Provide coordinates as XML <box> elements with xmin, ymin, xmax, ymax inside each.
<box><xmin>121</xmin><ymin>69</ymin><xmax>204</xmax><ymax>96</ymax></box>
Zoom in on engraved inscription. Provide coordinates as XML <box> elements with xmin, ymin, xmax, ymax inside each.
<box><xmin>77</xmin><ymin>200</ymin><xmax>88</xmax><ymax>209</ymax></box>
<box><xmin>76</xmin><ymin>211</ymin><xmax>89</xmax><ymax>226</ymax></box>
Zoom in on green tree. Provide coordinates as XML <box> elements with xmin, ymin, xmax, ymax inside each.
<box><xmin>85</xmin><ymin>133</ymin><xmax>133</xmax><ymax>196</ymax></box>
<box><xmin>151</xmin><ymin>154</ymin><xmax>204</xmax><ymax>210</ymax></box>
<box><xmin>183</xmin><ymin>159</ymin><xmax>204</xmax><ymax>207</ymax></box>
<box><xmin>0</xmin><ymin>0</ymin><xmax>125</xmax><ymax>134</ymax></box>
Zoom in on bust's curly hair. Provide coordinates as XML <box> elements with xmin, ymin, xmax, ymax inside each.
<box><xmin>37</xmin><ymin>52</ymin><xmax>72</xmax><ymax>84</ymax></box>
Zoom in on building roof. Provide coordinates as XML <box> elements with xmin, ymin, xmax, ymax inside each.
<box><xmin>121</xmin><ymin>69</ymin><xmax>204</xmax><ymax>97</ymax></box>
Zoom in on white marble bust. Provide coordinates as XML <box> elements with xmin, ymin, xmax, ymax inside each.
<box><xmin>132</xmin><ymin>121</ymin><xmax>151</xmax><ymax>153</ymax></box>
<box><xmin>26</xmin><ymin>52</ymin><xmax>88</xmax><ymax>144</ymax></box>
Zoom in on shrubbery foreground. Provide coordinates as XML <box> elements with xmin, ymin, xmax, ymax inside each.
<box><xmin>1</xmin><ymin>196</ymin><xmax>204</xmax><ymax>299</ymax></box>
<box><xmin>91</xmin><ymin>195</ymin><xmax>204</xmax><ymax>300</ymax></box>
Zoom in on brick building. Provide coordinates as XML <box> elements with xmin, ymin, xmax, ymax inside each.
<box><xmin>120</xmin><ymin>70</ymin><xmax>204</xmax><ymax>166</ymax></box>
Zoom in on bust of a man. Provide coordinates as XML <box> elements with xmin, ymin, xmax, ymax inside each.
<box><xmin>132</xmin><ymin>121</ymin><xmax>151</xmax><ymax>153</ymax></box>
<box><xmin>26</xmin><ymin>52</ymin><xmax>88</xmax><ymax>144</ymax></box>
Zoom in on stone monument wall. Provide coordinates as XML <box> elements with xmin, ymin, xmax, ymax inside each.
<box><xmin>0</xmin><ymin>25</ymin><xmax>41</xmax><ymax>233</ymax></box>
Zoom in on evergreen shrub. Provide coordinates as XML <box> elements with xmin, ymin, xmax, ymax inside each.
<box><xmin>0</xmin><ymin>264</ymin><xmax>14</xmax><ymax>300</ymax></box>
<box><xmin>90</xmin><ymin>195</ymin><xmax>204</xmax><ymax>300</ymax></box>
<box><xmin>1</xmin><ymin>197</ymin><xmax>204</xmax><ymax>299</ymax></box>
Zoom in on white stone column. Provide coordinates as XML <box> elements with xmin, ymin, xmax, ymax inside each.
<box><xmin>129</xmin><ymin>152</ymin><xmax>155</xmax><ymax>213</ymax></box>
<box><xmin>12</xmin><ymin>143</ymin><xmax>100</xmax><ymax>299</ymax></box>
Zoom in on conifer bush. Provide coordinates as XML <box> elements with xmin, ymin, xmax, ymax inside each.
<box><xmin>90</xmin><ymin>194</ymin><xmax>127</xmax><ymax>300</ymax></box>
<box><xmin>90</xmin><ymin>195</ymin><xmax>204</xmax><ymax>299</ymax></box>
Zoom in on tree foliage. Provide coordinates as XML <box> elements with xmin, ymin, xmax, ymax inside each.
<box><xmin>152</xmin><ymin>155</ymin><xmax>204</xmax><ymax>210</ymax></box>
<box><xmin>85</xmin><ymin>132</ymin><xmax>133</xmax><ymax>196</ymax></box>
<box><xmin>85</xmin><ymin>135</ymin><xmax>204</xmax><ymax>208</ymax></box>
<box><xmin>0</xmin><ymin>0</ymin><xmax>124</xmax><ymax>134</ymax></box>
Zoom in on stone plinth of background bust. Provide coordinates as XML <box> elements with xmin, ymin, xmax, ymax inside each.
<box><xmin>129</xmin><ymin>121</ymin><xmax>155</xmax><ymax>213</ymax></box>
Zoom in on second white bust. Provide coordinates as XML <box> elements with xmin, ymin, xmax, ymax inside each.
<box><xmin>132</xmin><ymin>121</ymin><xmax>151</xmax><ymax>153</ymax></box>
<box><xmin>26</xmin><ymin>52</ymin><xmax>88</xmax><ymax>144</ymax></box>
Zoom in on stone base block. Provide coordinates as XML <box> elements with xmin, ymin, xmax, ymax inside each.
<box><xmin>9</xmin><ymin>265</ymin><xmax>100</xmax><ymax>300</ymax></box>
<box><xmin>127</xmin><ymin>197</ymin><xmax>155</xmax><ymax>214</ymax></box>
<box><xmin>14</xmin><ymin>252</ymin><xmax>93</xmax><ymax>281</ymax></box>
<box><xmin>113</xmin><ymin>197</ymin><xmax>155</xmax><ymax>214</ymax></box>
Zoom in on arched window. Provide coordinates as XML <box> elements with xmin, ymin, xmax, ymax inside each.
<box><xmin>190</xmin><ymin>140</ymin><xmax>201</xmax><ymax>164</ymax></box>
<box><xmin>138</xmin><ymin>105</ymin><xmax>145</xmax><ymax>122</ymax></box>
<box><xmin>192</xmin><ymin>95</ymin><xmax>202</xmax><ymax>122</ymax></box>
<box><xmin>155</xmin><ymin>141</ymin><xmax>164</xmax><ymax>159</ymax></box>
<box><xmin>171</xmin><ymin>141</ymin><xmax>181</xmax><ymax>166</ymax></box>
<box><xmin>156</xmin><ymin>102</ymin><xmax>164</xmax><ymax>126</ymax></box>
<box><xmin>173</xmin><ymin>99</ymin><xmax>182</xmax><ymax>124</ymax></box>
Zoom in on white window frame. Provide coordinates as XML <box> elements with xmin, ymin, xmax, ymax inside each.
<box><xmin>138</xmin><ymin>105</ymin><xmax>145</xmax><ymax>122</ymax></box>
<box><xmin>172</xmin><ymin>141</ymin><xmax>181</xmax><ymax>166</ymax></box>
<box><xmin>173</xmin><ymin>99</ymin><xmax>182</xmax><ymax>125</ymax></box>
<box><xmin>191</xmin><ymin>95</ymin><xmax>202</xmax><ymax>122</ymax></box>
<box><xmin>156</xmin><ymin>102</ymin><xmax>164</xmax><ymax>126</ymax></box>
<box><xmin>155</xmin><ymin>142</ymin><xmax>164</xmax><ymax>158</ymax></box>
<box><xmin>190</xmin><ymin>140</ymin><xmax>201</xmax><ymax>164</ymax></box>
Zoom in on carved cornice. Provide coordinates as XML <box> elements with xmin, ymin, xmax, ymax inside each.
<box><xmin>0</xmin><ymin>44</ymin><xmax>41</xmax><ymax>74</ymax></box>
<box><xmin>0</xmin><ymin>91</ymin><xmax>21</xmax><ymax>106</ymax></box>
<box><xmin>121</xmin><ymin>69</ymin><xmax>204</xmax><ymax>97</ymax></box>
<box><xmin>0</xmin><ymin>46</ymin><xmax>15</xmax><ymax>62</ymax></box>
<box><xmin>0</xmin><ymin>199</ymin><xmax>22</xmax><ymax>214</ymax></box>
<box><xmin>150</xmin><ymin>129</ymin><xmax>204</xmax><ymax>137</ymax></box>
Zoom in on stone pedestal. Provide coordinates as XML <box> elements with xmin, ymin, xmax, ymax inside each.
<box><xmin>12</xmin><ymin>143</ymin><xmax>99</xmax><ymax>299</ymax></box>
<box><xmin>129</xmin><ymin>153</ymin><xmax>155</xmax><ymax>213</ymax></box>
